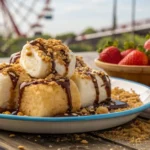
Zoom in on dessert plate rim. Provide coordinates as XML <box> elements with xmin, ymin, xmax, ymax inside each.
<box><xmin>0</xmin><ymin>77</ymin><xmax>150</xmax><ymax>122</ymax></box>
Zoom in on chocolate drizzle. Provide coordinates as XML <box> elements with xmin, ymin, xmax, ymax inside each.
<box><xmin>60</xmin><ymin>50</ymin><xmax>70</xmax><ymax>76</ymax></box>
<box><xmin>30</xmin><ymin>40</ymin><xmax>71</xmax><ymax>76</ymax></box>
<box><xmin>30</xmin><ymin>40</ymin><xmax>56</xmax><ymax>74</ymax></box>
<box><xmin>75</xmin><ymin>57</ymin><xmax>86</xmax><ymax>68</ymax></box>
<box><xmin>101</xmin><ymin>75</ymin><xmax>111</xmax><ymax>98</ymax></box>
<box><xmin>57</xmin><ymin>79</ymin><xmax>72</xmax><ymax>111</ymax></box>
<box><xmin>90</xmin><ymin>74</ymin><xmax>100</xmax><ymax>105</ymax></box>
<box><xmin>16</xmin><ymin>79</ymin><xmax>72</xmax><ymax>113</ymax></box>
<box><xmin>100</xmin><ymin>99</ymin><xmax>128</xmax><ymax>110</ymax></box>
<box><xmin>9</xmin><ymin>52</ymin><xmax>21</xmax><ymax>64</ymax></box>
<box><xmin>55</xmin><ymin>99</ymin><xmax>128</xmax><ymax>117</ymax></box>
<box><xmin>7</xmin><ymin>71</ymin><xmax>19</xmax><ymax>111</ymax></box>
<box><xmin>30</xmin><ymin>40</ymin><xmax>47</xmax><ymax>53</ymax></box>
<box><xmin>50</xmin><ymin>52</ymin><xmax>56</xmax><ymax>74</ymax></box>
<box><xmin>0</xmin><ymin>65</ymin><xmax>19</xmax><ymax>89</ymax></box>
<box><xmin>0</xmin><ymin>65</ymin><xmax>11</xmax><ymax>71</ymax></box>
<box><xmin>8</xmin><ymin>71</ymin><xmax>19</xmax><ymax>89</ymax></box>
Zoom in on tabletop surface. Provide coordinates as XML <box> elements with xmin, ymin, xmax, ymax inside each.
<box><xmin>0</xmin><ymin>52</ymin><xmax>150</xmax><ymax>150</ymax></box>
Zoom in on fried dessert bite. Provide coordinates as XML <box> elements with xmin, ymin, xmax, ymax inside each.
<box><xmin>18</xmin><ymin>78</ymin><xmax>81</xmax><ymax>117</ymax></box>
<box><xmin>71</xmin><ymin>67</ymin><xmax>111</xmax><ymax>108</ymax></box>
<box><xmin>0</xmin><ymin>37</ymin><xmax>114</xmax><ymax>117</ymax></box>
<box><xmin>19</xmin><ymin>38</ymin><xmax>76</xmax><ymax>78</ymax></box>
<box><xmin>0</xmin><ymin>63</ymin><xmax>31</xmax><ymax>112</ymax></box>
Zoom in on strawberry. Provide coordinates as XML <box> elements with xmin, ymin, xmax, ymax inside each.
<box><xmin>144</xmin><ymin>39</ymin><xmax>150</xmax><ymax>50</ymax></box>
<box><xmin>99</xmin><ymin>46</ymin><xmax>122</xmax><ymax>64</ymax></box>
<box><xmin>121</xmin><ymin>49</ymin><xmax>134</xmax><ymax>58</ymax></box>
<box><xmin>119</xmin><ymin>50</ymin><xmax>148</xmax><ymax>65</ymax></box>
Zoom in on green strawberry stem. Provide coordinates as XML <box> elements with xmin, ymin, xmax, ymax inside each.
<box><xmin>97</xmin><ymin>40</ymin><xmax>119</xmax><ymax>53</ymax></box>
<box><xmin>137</xmin><ymin>45</ymin><xmax>145</xmax><ymax>52</ymax></box>
<box><xmin>123</xmin><ymin>41</ymin><xmax>135</xmax><ymax>50</ymax></box>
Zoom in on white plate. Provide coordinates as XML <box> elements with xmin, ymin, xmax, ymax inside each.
<box><xmin>0</xmin><ymin>77</ymin><xmax>150</xmax><ymax>134</ymax></box>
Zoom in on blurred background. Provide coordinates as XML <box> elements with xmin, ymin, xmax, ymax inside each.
<box><xmin>0</xmin><ymin>0</ymin><xmax>150</xmax><ymax>57</ymax></box>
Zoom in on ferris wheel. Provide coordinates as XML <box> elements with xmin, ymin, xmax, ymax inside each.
<box><xmin>0</xmin><ymin>0</ymin><xmax>53</xmax><ymax>38</ymax></box>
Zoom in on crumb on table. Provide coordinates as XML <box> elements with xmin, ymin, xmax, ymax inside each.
<box><xmin>81</xmin><ymin>139</ymin><xmax>88</xmax><ymax>144</ymax></box>
<box><xmin>18</xmin><ymin>145</ymin><xmax>25</xmax><ymax>150</ymax></box>
<box><xmin>99</xmin><ymin>118</ymin><xmax>150</xmax><ymax>143</ymax></box>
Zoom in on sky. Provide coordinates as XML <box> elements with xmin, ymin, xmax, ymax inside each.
<box><xmin>0</xmin><ymin>0</ymin><xmax>150</xmax><ymax>36</ymax></box>
<box><xmin>42</xmin><ymin>0</ymin><xmax>150</xmax><ymax>35</ymax></box>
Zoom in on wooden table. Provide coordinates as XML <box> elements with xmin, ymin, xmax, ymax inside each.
<box><xmin>0</xmin><ymin>52</ymin><xmax>150</xmax><ymax>150</ymax></box>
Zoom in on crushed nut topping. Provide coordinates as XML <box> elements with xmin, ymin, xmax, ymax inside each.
<box><xmin>76</xmin><ymin>56</ymin><xmax>87</xmax><ymax>67</ymax></box>
<box><xmin>28</xmin><ymin>38</ymin><xmax>71</xmax><ymax>66</ymax></box>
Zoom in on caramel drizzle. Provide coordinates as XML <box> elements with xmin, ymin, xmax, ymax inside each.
<box><xmin>9</xmin><ymin>52</ymin><xmax>21</xmax><ymax>64</ymax></box>
<box><xmin>15</xmin><ymin>79</ymin><xmax>72</xmax><ymax>114</ymax></box>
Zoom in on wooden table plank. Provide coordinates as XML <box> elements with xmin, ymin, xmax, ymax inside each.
<box><xmin>0</xmin><ymin>131</ymin><xmax>48</xmax><ymax>150</ymax></box>
<box><xmin>19</xmin><ymin>133</ymin><xmax>133</xmax><ymax>150</ymax></box>
<box><xmin>0</xmin><ymin>131</ymin><xmax>134</xmax><ymax>150</ymax></box>
<box><xmin>91</xmin><ymin>118</ymin><xmax>150</xmax><ymax>150</ymax></box>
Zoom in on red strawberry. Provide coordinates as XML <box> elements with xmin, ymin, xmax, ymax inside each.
<box><xmin>99</xmin><ymin>46</ymin><xmax>122</xmax><ymax>64</ymax></box>
<box><xmin>121</xmin><ymin>49</ymin><xmax>134</xmax><ymax>58</ymax></box>
<box><xmin>119</xmin><ymin>50</ymin><xmax>148</xmax><ymax>65</ymax></box>
<box><xmin>144</xmin><ymin>39</ymin><xmax>150</xmax><ymax>50</ymax></box>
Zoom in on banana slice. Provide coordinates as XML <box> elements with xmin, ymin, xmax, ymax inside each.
<box><xmin>55</xmin><ymin>51</ymin><xmax>76</xmax><ymax>77</ymax></box>
<box><xmin>20</xmin><ymin>39</ymin><xmax>76</xmax><ymax>78</ymax></box>
<box><xmin>0</xmin><ymin>73</ymin><xmax>13</xmax><ymax>110</ymax></box>
<box><xmin>72</xmin><ymin>67</ymin><xmax>111</xmax><ymax>107</ymax></box>
<box><xmin>20</xmin><ymin>44</ymin><xmax>51</xmax><ymax>78</ymax></box>
<box><xmin>0</xmin><ymin>64</ymin><xmax>31</xmax><ymax>111</ymax></box>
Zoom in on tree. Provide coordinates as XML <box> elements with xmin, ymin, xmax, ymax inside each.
<box><xmin>56</xmin><ymin>33</ymin><xmax>76</xmax><ymax>41</ymax></box>
<box><xmin>82</xmin><ymin>27</ymin><xmax>96</xmax><ymax>35</ymax></box>
<box><xmin>69</xmin><ymin>43</ymin><xmax>93</xmax><ymax>52</ymax></box>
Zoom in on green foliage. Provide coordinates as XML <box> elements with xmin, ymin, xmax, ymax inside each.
<box><xmin>55</xmin><ymin>33</ymin><xmax>76</xmax><ymax>41</ymax></box>
<box><xmin>82</xmin><ymin>27</ymin><xmax>96</xmax><ymax>35</ymax></box>
<box><xmin>0</xmin><ymin>32</ymin><xmax>147</xmax><ymax>57</ymax></box>
<box><xmin>96</xmin><ymin>36</ymin><xmax>113</xmax><ymax>51</ymax></box>
<box><xmin>96</xmin><ymin>33</ymin><xmax>146</xmax><ymax>52</ymax></box>
<box><xmin>0</xmin><ymin>35</ymin><xmax>53</xmax><ymax>57</ymax></box>
<box><xmin>145</xmin><ymin>33</ymin><xmax>150</xmax><ymax>40</ymax></box>
<box><xmin>69</xmin><ymin>43</ymin><xmax>93</xmax><ymax>52</ymax></box>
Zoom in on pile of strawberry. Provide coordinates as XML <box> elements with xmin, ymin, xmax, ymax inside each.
<box><xmin>98</xmin><ymin>39</ymin><xmax>150</xmax><ymax>66</ymax></box>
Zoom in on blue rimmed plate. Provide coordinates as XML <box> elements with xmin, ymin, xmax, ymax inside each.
<box><xmin>0</xmin><ymin>77</ymin><xmax>150</xmax><ymax>133</ymax></box>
